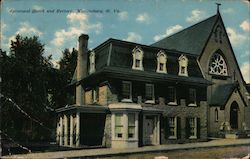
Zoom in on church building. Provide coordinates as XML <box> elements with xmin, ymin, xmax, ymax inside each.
<box><xmin>55</xmin><ymin>8</ymin><xmax>250</xmax><ymax>148</ymax></box>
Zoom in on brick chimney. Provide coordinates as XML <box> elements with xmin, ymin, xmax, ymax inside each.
<box><xmin>76</xmin><ymin>34</ymin><xmax>89</xmax><ymax>106</ymax></box>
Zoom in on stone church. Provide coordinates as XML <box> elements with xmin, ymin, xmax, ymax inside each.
<box><xmin>56</xmin><ymin>9</ymin><xmax>250</xmax><ymax>148</ymax></box>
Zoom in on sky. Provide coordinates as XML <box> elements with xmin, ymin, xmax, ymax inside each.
<box><xmin>1</xmin><ymin>0</ymin><xmax>250</xmax><ymax>83</ymax></box>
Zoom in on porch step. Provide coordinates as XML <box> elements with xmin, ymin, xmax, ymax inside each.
<box><xmin>225</xmin><ymin>131</ymin><xmax>248</xmax><ymax>139</ymax></box>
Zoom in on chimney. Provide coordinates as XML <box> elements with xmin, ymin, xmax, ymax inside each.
<box><xmin>76</xmin><ymin>34</ymin><xmax>89</xmax><ymax>106</ymax></box>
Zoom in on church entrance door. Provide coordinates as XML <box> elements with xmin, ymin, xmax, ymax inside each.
<box><xmin>230</xmin><ymin>101</ymin><xmax>239</xmax><ymax>129</ymax></box>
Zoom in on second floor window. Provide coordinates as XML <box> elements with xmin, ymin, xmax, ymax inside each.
<box><xmin>168</xmin><ymin>86</ymin><xmax>176</xmax><ymax>104</ymax></box>
<box><xmin>132</xmin><ymin>46</ymin><xmax>144</xmax><ymax>70</ymax></box>
<box><xmin>145</xmin><ymin>84</ymin><xmax>155</xmax><ymax>103</ymax></box>
<box><xmin>189</xmin><ymin>88</ymin><xmax>196</xmax><ymax>106</ymax></box>
<box><xmin>122</xmin><ymin>81</ymin><xmax>132</xmax><ymax>102</ymax></box>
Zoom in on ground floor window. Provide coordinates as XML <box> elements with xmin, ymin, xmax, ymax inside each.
<box><xmin>115</xmin><ymin>114</ymin><xmax>123</xmax><ymax>138</ymax></box>
<box><xmin>169</xmin><ymin>117</ymin><xmax>177</xmax><ymax>138</ymax></box>
<box><xmin>128</xmin><ymin>113</ymin><xmax>135</xmax><ymax>138</ymax></box>
<box><xmin>186</xmin><ymin>117</ymin><xmax>199</xmax><ymax>139</ymax></box>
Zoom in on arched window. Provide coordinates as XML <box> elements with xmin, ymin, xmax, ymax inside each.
<box><xmin>156</xmin><ymin>50</ymin><xmax>167</xmax><ymax>73</ymax></box>
<box><xmin>89</xmin><ymin>51</ymin><xmax>95</xmax><ymax>74</ymax></box>
<box><xmin>215</xmin><ymin>108</ymin><xmax>219</xmax><ymax>122</ymax></box>
<box><xmin>178</xmin><ymin>54</ymin><xmax>188</xmax><ymax>76</ymax></box>
<box><xmin>209</xmin><ymin>52</ymin><xmax>228</xmax><ymax>76</ymax></box>
<box><xmin>132</xmin><ymin>46</ymin><xmax>144</xmax><ymax>70</ymax></box>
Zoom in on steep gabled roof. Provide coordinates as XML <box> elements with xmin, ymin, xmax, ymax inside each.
<box><xmin>209</xmin><ymin>83</ymin><xmax>238</xmax><ymax>107</ymax></box>
<box><xmin>151</xmin><ymin>14</ymin><xmax>219</xmax><ymax>55</ymax></box>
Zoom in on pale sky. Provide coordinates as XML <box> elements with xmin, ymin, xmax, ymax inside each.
<box><xmin>1</xmin><ymin>0</ymin><xmax>249</xmax><ymax>83</ymax></box>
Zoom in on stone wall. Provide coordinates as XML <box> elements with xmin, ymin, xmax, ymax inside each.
<box><xmin>159</xmin><ymin>100</ymin><xmax>208</xmax><ymax>144</ymax></box>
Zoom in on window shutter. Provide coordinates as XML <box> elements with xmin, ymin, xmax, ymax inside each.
<box><xmin>177</xmin><ymin>117</ymin><xmax>181</xmax><ymax>139</ymax></box>
<box><xmin>197</xmin><ymin>117</ymin><xmax>201</xmax><ymax>139</ymax></box>
<box><xmin>185</xmin><ymin>117</ymin><xmax>190</xmax><ymax>139</ymax></box>
<box><xmin>163</xmin><ymin>117</ymin><xmax>170</xmax><ymax>139</ymax></box>
<box><xmin>117</xmin><ymin>82</ymin><xmax>123</xmax><ymax>101</ymax></box>
<box><xmin>96</xmin><ymin>87</ymin><xmax>99</xmax><ymax>102</ymax></box>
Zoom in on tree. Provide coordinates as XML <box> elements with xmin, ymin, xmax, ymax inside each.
<box><xmin>1</xmin><ymin>35</ymin><xmax>53</xmax><ymax>141</ymax></box>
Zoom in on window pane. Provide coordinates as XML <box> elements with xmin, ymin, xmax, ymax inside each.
<box><xmin>189</xmin><ymin>89</ymin><xmax>196</xmax><ymax>104</ymax></box>
<box><xmin>159</xmin><ymin>63</ymin><xmax>164</xmax><ymax>71</ymax></box>
<box><xmin>146</xmin><ymin>84</ymin><xmax>153</xmax><ymax>100</ymax></box>
<box><xmin>128</xmin><ymin>114</ymin><xmax>135</xmax><ymax>126</ymax></box>
<box><xmin>168</xmin><ymin>87</ymin><xmax>175</xmax><ymax>102</ymax></box>
<box><xmin>115</xmin><ymin>114</ymin><xmax>122</xmax><ymax>125</ymax></box>
<box><xmin>128</xmin><ymin>114</ymin><xmax>135</xmax><ymax>138</ymax></box>
<box><xmin>135</xmin><ymin>59</ymin><xmax>140</xmax><ymax>68</ymax></box>
<box><xmin>122</xmin><ymin>82</ymin><xmax>131</xmax><ymax>99</ymax></box>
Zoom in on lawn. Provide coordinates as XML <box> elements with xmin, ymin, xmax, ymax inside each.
<box><xmin>102</xmin><ymin>146</ymin><xmax>250</xmax><ymax>159</ymax></box>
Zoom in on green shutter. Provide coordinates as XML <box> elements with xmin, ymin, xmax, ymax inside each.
<box><xmin>197</xmin><ymin>117</ymin><xmax>201</xmax><ymax>139</ymax></box>
<box><xmin>185</xmin><ymin>117</ymin><xmax>190</xmax><ymax>139</ymax></box>
<box><xmin>163</xmin><ymin>117</ymin><xmax>170</xmax><ymax>139</ymax></box>
<box><xmin>177</xmin><ymin>117</ymin><xmax>181</xmax><ymax>139</ymax></box>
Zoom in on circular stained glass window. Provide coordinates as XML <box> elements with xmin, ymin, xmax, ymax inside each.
<box><xmin>209</xmin><ymin>53</ymin><xmax>228</xmax><ymax>76</ymax></box>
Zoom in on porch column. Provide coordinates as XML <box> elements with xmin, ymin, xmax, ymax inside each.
<box><xmin>76</xmin><ymin>112</ymin><xmax>80</xmax><ymax>147</ymax></box>
<box><xmin>70</xmin><ymin>114</ymin><xmax>74</xmax><ymax>147</ymax></box>
<box><xmin>59</xmin><ymin>116</ymin><xmax>63</xmax><ymax>146</ymax></box>
<box><xmin>64</xmin><ymin>115</ymin><xmax>68</xmax><ymax>146</ymax></box>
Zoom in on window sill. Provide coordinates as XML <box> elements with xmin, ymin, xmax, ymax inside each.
<box><xmin>189</xmin><ymin>136</ymin><xmax>197</xmax><ymax>139</ymax></box>
<box><xmin>168</xmin><ymin>136</ymin><xmax>177</xmax><ymax>139</ymax></box>
<box><xmin>156</xmin><ymin>70</ymin><xmax>167</xmax><ymax>74</ymax></box>
<box><xmin>121</xmin><ymin>99</ymin><xmax>133</xmax><ymax>103</ymax></box>
<box><xmin>168</xmin><ymin>102</ymin><xmax>177</xmax><ymax>106</ymax></box>
<box><xmin>132</xmin><ymin>67</ymin><xmax>144</xmax><ymax>71</ymax></box>
<box><xmin>145</xmin><ymin>100</ymin><xmax>155</xmax><ymax>104</ymax></box>
<box><xmin>188</xmin><ymin>103</ymin><xmax>197</xmax><ymax>107</ymax></box>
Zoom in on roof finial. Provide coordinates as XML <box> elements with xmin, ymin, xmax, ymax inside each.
<box><xmin>216</xmin><ymin>3</ymin><xmax>221</xmax><ymax>14</ymax></box>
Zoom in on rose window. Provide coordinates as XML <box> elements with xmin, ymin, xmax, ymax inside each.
<box><xmin>209</xmin><ymin>53</ymin><xmax>228</xmax><ymax>76</ymax></box>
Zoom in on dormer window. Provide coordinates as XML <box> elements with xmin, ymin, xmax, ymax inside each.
<box><xmin>209</xmin><ymin>52</ymin><xmax>228</xmax><ymax>76</ymax></box>
<box><xmin>156</xmin><ymin>50</ymin><xmax>167</xmax><ymax>73</ymax></box>
<box><xmin>178</xmin><ymin>54</ymin><xmax>188</xmax><ymax>76</ymax></box>
<box><xmin>132</xmin><ymin>46</ymin><xmax>144</xmax><ymax>70</ymax></box>
<box><xmin>89</xmin><ymin>51</ymin><xmax>95</xmax><ymax>74</ymax></box>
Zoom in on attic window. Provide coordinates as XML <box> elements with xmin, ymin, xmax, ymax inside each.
<box><xmin>209</xmin><ymin>52</ymin><xmax>228</xmax><ymax>76</ymax></box>
<box><xmin>89</xmin><ymin>51</ymin><xmax>95</xmax><ymax>74</ymax></box>
<box><xmin>132</xmin><ymin>46</ymin><xmax>144</xmax><ymax>70</ymax></box>
<box><xmin>178</xmin><ymin>54</ymin><xmax>188</xmax><ymax>76</ymax></box>
<box><xmin>156</xmin><ymin>50</ymin><xmax>167</xmax><ymax>73</ymax></box>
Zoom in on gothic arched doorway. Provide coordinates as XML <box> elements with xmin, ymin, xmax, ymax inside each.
<box><xmin>230</xmin><ymin>101</ymin><xmax>239</xmax><ymax>129</ymax></box>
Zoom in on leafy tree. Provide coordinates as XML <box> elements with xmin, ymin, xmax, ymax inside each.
<box><xmin>1</xmin><ymin>35</ymin><xmax>54</xmax><ymax>141</ymax></box>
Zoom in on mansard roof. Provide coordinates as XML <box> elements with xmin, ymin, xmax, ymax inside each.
<box><xmin>71</xmin><ymin>38</ymin><xmax>209</xmax><ymax>85</ymax></box>
<box><xmin>151</xmin><ymin>14</ymin><xmax>219</xmax><ymax>55</ymax></box>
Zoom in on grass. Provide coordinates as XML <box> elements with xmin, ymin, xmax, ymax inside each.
<box><xmin>101</xmin><ymin>146</ymin><xmax>250</xmax><ymax>159</ymax></box>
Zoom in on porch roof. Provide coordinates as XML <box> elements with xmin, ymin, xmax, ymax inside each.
<box><xmin>55</xmin><ymin>104</ymin><xmax>109</xmax><ymax>114</ymax></box>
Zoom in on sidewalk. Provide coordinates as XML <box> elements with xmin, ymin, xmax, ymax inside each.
<box><xmin>2</xmin><ymin>138</ymin><xmax>250</xmax><ymax>159</ymax></box>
